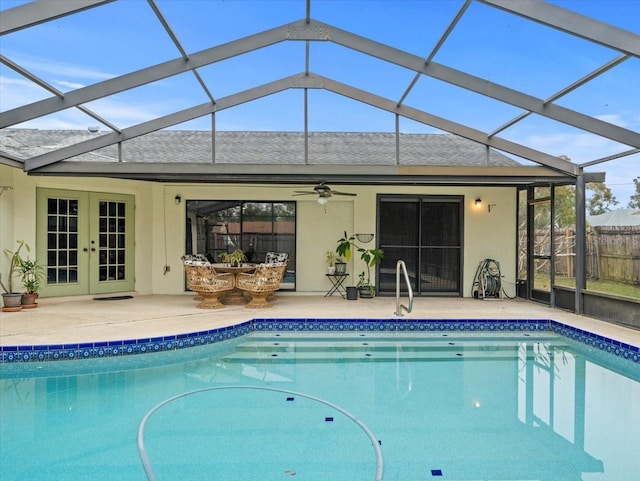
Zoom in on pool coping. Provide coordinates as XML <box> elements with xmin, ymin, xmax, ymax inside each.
<box><xmin>1</xmin><ymin>318</ymin><xmax>638</xmax><ymax>364</ymax></box>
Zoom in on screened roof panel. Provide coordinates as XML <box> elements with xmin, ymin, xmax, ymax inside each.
<box><xmin>215</xmin><ymin>89</ymin><xmax>304</xmax><ymax>131</ymax></box>
<box><xmin>0</xmin><ymin>1</ymin><xmax>177</xmax><ymax>80</ymax></box>
<box><xmin>1</xmin><ymin>0</ymin><xmax>638</xmax><ymax>200</ymax></box>
<box><xmin>196</xmin><ymin>41</ymin><xmax>305</xmax><ymax>99</ymax></box>
<box><xmin>312</xmin><ymin>0</ymin><xmax>464</xmax><ymax>56</ymax></box>
<box><xmin>555</xmin><ymin>59</ymin><xmax>640</xmax><ymax>128</ymax></box>
<box><xmin>308</xmin><ymin>42</ymin><xmax>417</xmax><ymax>100</ymax></box>
<box><xmin>434</xmin><ymin>1</ymin><xmax>621</xmax><ymax>98</ymax></box>
<box><xmin>549</xmin><ymin>0</ymin><xmax>640</xmax><ymax>32</ymax></box>
<box><xmin>405</xmin><ymin>76</ymin><xmax>526</xmax><ymax>133</ymax></box>
<box><xmin>398</xmin><ymin>118</ymin><xmax>446</xmax><ymax>136</ymax></box>
<box><xmin>498</xmin><ymin>113</ymin><xmax>633</xmax><ymax>163</ymax></box>
<box><xmin>155</xmin><ymin>0</ymin><xmax>300</xmax><ymax>52</ymax></box>
<box><xmin>307</xmin><ymin>90</ymin><xmax>395</xmax><ymax>133</ymax></box>
<box><xmin>80</xmin><ymin>72</ymin><xmax>211</xmax><ymax>129</ymax></box>
<box><xmin>0</xmin><ymin>71</ymin><xmax>50</xmax><ymax>112</ymax></box>
<box><xmin>7</xmin><ymin>104</ymin><xmax>98</xmax><ymax>131</ymax></box>
<box><xmin>584</xmin><ymin>153</ymin><xmax>640</xmax><ymax>193</ymax></box>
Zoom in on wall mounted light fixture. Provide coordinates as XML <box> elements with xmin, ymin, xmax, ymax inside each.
<box><xmin>475</xmin><ymin>198</ymin><xmax>482</xmax><ymax>207</ymax></box>
<box><xmin>175</xmin><ymin>194</ymin><xmax>182</xmax><ymax>205</ymax></box>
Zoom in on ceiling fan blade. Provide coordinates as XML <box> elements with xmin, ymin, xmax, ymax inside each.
<box><xmin>332</xmin><ymin>191</ymin><xmax>357</xmax><ymax>196</ymax></box>
<box><xmin>293</xmin><ymin>191</ymin><xmax>317</xmax><ymax>195</ymax></box>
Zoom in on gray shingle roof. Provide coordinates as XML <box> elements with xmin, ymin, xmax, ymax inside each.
<box><xmin>587</xmin><ymin>208</ymin><xmax>640</xmax><ymax>227</ymax></box>
<box><xmin>1</xmin><ymin>129</ymin><xmax>519</xmax><ymax>167</ymax></box>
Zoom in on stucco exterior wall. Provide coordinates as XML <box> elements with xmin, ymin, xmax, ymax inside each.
<box><xmin>0</xmin><ymin>167</ymin><xmax>517</xmax><ymax>298</ymax></box>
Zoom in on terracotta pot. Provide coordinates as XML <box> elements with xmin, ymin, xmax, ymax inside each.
<box><xmin>21</xmin><ymin>292</ymin><xmax>39</xmax><ymax>308</ymax></box>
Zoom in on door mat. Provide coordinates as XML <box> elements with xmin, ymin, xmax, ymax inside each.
<box><xmin>93</xmin><ymin>295</ymin><xmax>134</xmax><ymax>301</ymax></box>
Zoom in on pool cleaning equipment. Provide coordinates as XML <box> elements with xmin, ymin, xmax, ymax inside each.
<box><xmin>472</xmin><ymin>258</ymin><xmax>502</xmax><ymax>300</ymax></box>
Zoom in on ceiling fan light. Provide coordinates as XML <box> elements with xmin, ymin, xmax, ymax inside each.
<box><xmin>317</xmin><ymin>196</ymin><xmax>328</xmax><ymax>205</ymax></box>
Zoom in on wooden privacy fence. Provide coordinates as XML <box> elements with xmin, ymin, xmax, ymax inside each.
<box><xmin>551</xmin><ymin>226</ymin><xmax>640</xmax><ymax>286</ymax></box>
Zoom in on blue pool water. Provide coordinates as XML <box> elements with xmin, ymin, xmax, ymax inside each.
<box><xmin>1</xmin><ymin>326</ymin><xmax>638</xmax><ymax>480</ymax></box>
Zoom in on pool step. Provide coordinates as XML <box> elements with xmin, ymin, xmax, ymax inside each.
<box><xmin>223</xmin><ymin>339</ymin><xmax>564</xmax><ymax>363</ymax></box>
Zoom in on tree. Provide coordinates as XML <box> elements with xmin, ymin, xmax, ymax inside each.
<box><xmin>554</xmin><ymin>185</ymin><xmax>576</xmax><ymax>228</ymax></box>
<box><xmin>586</xmin><ymin>182</ymin><xmax>618</xmax><ymax>216</ymax></box>
<box><xmin>629</xmin><ymin>177</ymin><xmax>640</xmax><ymax>209</ymax></box>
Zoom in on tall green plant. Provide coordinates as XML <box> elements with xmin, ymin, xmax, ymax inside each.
<box><xmin>335</xmin><ymin>231</ymin><xmax>384</xmax><ymax>288</ymax></box>
<box><xmin>1</xmin><ymin>240</ymin><xmax>28</xmax><ymax>294</ymax></box>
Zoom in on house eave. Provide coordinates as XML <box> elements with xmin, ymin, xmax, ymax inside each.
<box><xmin>24</xmin><ymin>162</ymin><xmax>587</xmax><ymax>185</ymax></box>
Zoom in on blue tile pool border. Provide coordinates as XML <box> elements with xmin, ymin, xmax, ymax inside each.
<box><xmin>1</xmin><ymin>318</ymin><xmax>638</xmax><ymax>364</ymax></box>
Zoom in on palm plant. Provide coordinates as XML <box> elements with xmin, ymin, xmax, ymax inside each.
<box><xmin>18</xmin><ymin>257</ymin><xmax>45</xmax><ymax>295</ymax></box>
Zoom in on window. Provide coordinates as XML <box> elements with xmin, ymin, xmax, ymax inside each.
<box><xmin>185</xmin><ymin>200</ymin><xmax>296</xmax><ymax>289</ymax></box>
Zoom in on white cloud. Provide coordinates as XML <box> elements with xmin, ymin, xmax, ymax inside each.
<box><xmin>0</xmin><ymin>75</ymin><xmax>51</xmax><ymax>110</ymax></box>
<box><xmin>516</xmin><ymin>128</ymin><xmax>639</xmax><ymax>205</ymax></box>
<box><xmin>56</xmin><ymin>80</ymin><xmax>86</xmax><ymax>90</ymax></box>
<box><xmin>15</xmin><ymin>55</ymin><xmax>115</xmax><ymax>82</ymax></box>
<box><xmin>595</xmin><ymin>114</ymin><xmax>628</xmax><ymax>128</ymax></box>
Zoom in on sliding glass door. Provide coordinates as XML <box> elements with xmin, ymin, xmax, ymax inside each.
<box><xmin>378</xmin><ymin>195</ymin><xmax>463</xmax><ymax>296</ymax></box>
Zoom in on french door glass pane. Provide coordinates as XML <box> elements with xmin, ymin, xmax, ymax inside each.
<box><xmin>98</xmin><ymin>201</ymin><xmax>127</xmax><ymax>282</ymax></box>
<box><xmin>46</xmin><ymin>197</ymin><xmax>79</xmax><ymax>285</ymax></box>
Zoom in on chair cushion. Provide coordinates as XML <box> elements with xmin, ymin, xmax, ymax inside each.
<box><xmin>265</xmin><ymin>252</ymin><xmax>288</xmax><ymax>264</ymax></box>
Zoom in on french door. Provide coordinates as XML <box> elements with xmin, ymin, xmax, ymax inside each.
<box><xmin>378</xmin><ymin>195</ymin><xmax>463</xmax><ymax>296</ymax></box>
<box><xmin>36</xmin><ymin>189</ymin><xmax>135</xmax><ymax>297</ymax></box>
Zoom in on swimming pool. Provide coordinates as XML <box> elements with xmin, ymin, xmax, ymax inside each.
<box><xmin>1</xmin><ymin>319</ymin><xmax>638</xmax><ymax>480</ymax></box>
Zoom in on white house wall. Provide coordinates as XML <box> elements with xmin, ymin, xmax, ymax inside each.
<box><xmin>0</xmin><ymin>166</ymin><xmax>517</xmax><ymax>298</ymax></box>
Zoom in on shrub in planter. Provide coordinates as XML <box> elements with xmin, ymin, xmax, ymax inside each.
<box><xmin>18</xmin><ymin>257</ymin><xmax>44</xmax><ymax>307</ymax></box>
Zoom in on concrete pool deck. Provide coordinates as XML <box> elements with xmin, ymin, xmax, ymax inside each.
<box><xmin>1</xmin><ymin>293</ymin><xmax>639</xmax><ymax>348</ymax></box>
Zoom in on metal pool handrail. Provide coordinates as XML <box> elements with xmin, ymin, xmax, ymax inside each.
<box><xmin>394</xmin><ymin>260</ymin><xmax>414</xmax><ymax>316</ymax></box>
<box><xmin>137</xmin><ymin>385</ymin><xmax>384</xmax><ymax>481</ymax></box>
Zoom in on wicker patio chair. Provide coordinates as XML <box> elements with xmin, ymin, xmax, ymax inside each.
<box><xmin>183</xmin><ymin>263</ymin><xmax>234</xmax><ymax>309</ymax></box>
<box><xmin>236</xmin><ymin>262</ymin><xmax>287</xmax><ymax>308</ymax></box>
<box><xmin>264</xmin><ymin>252</ymin><xmax>289</xmax><ymax>300</ymax></box>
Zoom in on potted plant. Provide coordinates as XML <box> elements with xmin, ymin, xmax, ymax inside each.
<box><xmin>336</xmin><ymin>231</ymin><xmax>383</xmax><ymax>298</ymax></box>
<box><xmin>325</xmin><ymin>250</ymin><xmax>337</xmax><ymax>274</ymax></box>
<box><xmin>1</xmin><ymin>240</ymin><xmax>28</xmax><ymax>310</ymax></box>
<box><xmin>334</xmin><ymin>257</ymin><xmax>347</xmax><ymax>274</ymax></box>
<box><xmin>18</xmin><ymin>257</ymin><xmax>45</xmax><ymax>308</ymax></box>
<box><xmin>356</xmin><ymin>272</ymin><xmax>375</xmax><ymax>298</ymax></box>
<box><xmin>219</xmin><ymin>248</ymin><xmax>247</xmax><ymax>267</ymax></box>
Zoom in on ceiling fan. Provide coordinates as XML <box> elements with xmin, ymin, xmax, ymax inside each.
<box><xmin>293</xmin><ymin>182</ymin><xmax>356</xmax><ymax>204</ymax></box>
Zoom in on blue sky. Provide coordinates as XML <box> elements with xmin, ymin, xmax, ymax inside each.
<box><xmin>1</xmin><ymin>0</ymin><xmax>638</xmax><ymax>204</ymax></box>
